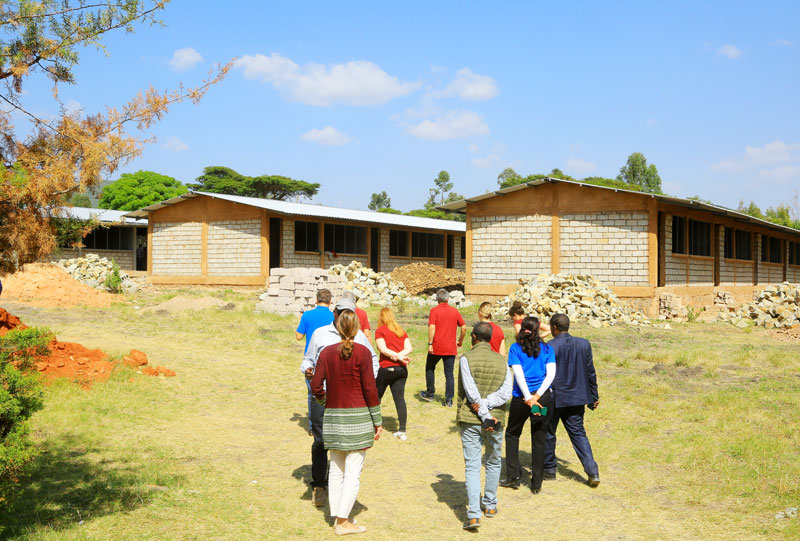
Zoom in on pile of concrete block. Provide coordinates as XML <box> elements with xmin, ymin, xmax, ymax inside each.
<box><xmin>255</xmin><ymin>268</ymin><xmax>346</xmax><ymax>316</ymax></box>
<box><xmin>658</xmin><ymin>293</ymin><xmax>688</xmax><ymax>320</ymax></box>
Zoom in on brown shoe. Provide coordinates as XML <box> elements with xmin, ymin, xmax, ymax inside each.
<box><xmin>312</xmin><ymin>486</ymin><xmax>327</xmax><ymax>507</ymax></box>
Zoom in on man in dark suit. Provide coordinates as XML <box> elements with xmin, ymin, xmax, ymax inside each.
<box><xmin>543</xmin><ymin>313</ymin><xmax>600</xmax><ymax>487</ymax></box>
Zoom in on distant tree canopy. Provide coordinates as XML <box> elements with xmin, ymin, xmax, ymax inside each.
<box><xmin>426</xmin><ymin>170</ymin><xmax>461</xmax><ymax>208</ymax></box>
<box><xmin>69</xmin><ymin>193</ymin><xmax>92</xmax><ymax>208</ymax></box>
<box><xmin>737</xmin><ymin>200</ymin><xmax>800</xmax><ymax>230</ymax></box>
<box><xmin>617</xmin><ymin>152</ymin><xmax>662</xmax><ymax>194</ymax></box>
<box><xmin>368</xmin><ymin>191</ymin><xmax>391</xmax><ymax>211</ymax></box>
<box><xmin>99</xmin><ymin>171</ymin><xmax>188</xmax><ymax>211</ymax></box>
<box><xmin>406</xmin><ymin>208</ymin><xmax>466</xmax><ymax>222</ymax></box>
<box><xmin>188</xmin><ymin>166</ymin><xmax>320</xmax><ymax>201</ymax></box>
<box><xmin>497</xmin><ymin>168</ymin><xmax>576</xmax><ymax>189</ymax></box>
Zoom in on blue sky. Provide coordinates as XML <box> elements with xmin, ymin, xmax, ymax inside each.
<box><xmin>22</xmin><ymin>1</ymin><xmax>800</xmax><ymax>212</ymax></box>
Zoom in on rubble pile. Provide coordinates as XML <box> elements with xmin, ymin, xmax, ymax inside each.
<box><xmin>658</xmin><ymin>293</ymin><xmax>688</xmax><ymax>320</ymax></box>
<box><xmin>411</xmin><ymin>289</ymin><xmax>473</xmax><ymax>308</ymax></box>
<box><xmin>56</xmin><ymin>254</ymin><xmax>138</xmax><ymax>294</ymax></box>
<box><xmin>389</xmin><ymin>262</ymin><xmax>465</xmax><ymax>296</ymax></box>
<box><xmin>719</xmin><ymin>282</ymin><xmax>800</xmax><ymax>329</ymax></box>
<box><xmin>256</xmin><ymin>267</ymin><xmax>347</xmax><ymax>316</ymax></box>
<box><xmin>328</xmin><ymin>261</ymin><xmax>411</xmax><ymax>307</ymax></box>
<box><xmin>492</xmin><ymin>273</ymin><xmax>651</xmax><ymax>327</ymax></box>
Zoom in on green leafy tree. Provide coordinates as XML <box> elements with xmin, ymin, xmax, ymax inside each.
<box><xmin>0</xmin><ymin>327</ymin><xmax>48</xmax><ymax>500</ymax></box>
<box><xmin>405</xmin><ymin>208</ymin><xmax>466</xmax><ymax>222</ymax></box>
<box><xmin>368</xmin><ymin>191</ymin><xmax>391</xmax><ymax>211</ymax></box>
<box><xmin>497</xmin><ymin>167</ymin><xmax>522</xmax><ymax>187</ymax></box>
<box><xmin>617</xmin><ymin>152</ymin><xmax>662</xmax><ymax>194</ymax></box>
<box><xmin>497</xmin><ymin>168</ymin><xmax>575</xmax><ymax>189</ymax></box>
<box><xmin>377</xmin><ymin>207</ymin><xmax>402</xmax><ymax>214</ymax></box>
<box><xmin>69</xmin><ymin>193</ymin><xmax>92</xmax><ymax>207</ymax></box>
<box><xmin>425</xmin><ymin>170</ymin><xmax>454</xmax><ymax>208</ymax></box>
<box><xmin>737</xmin><ymin>201</ymin><xmax>765</xmax><ymax>220</ymax></box>
<box><xmin>99</xmin><ymin>171</ymin><xmax>187</xmax><ymax>211</ymax></box>
<box><xmin>581</xmin><ymin>176</ymin><xmax>642</xmax><ymax>191</ymax></box>
<box><xmin>188</xmin><ymin>166</ymin><xmax>319</xmax><ymax>201</ymax></box>
<box><xmin>737</xmin><ymin>200</ymin><xmax>800</xmax><ymax>229</ymax></box>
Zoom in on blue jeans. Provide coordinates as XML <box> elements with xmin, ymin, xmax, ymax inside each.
<box><xmin>305</xmin><ymin>379</ymin><xmax>313</xmax><ymax>430</ymax></box>
<box><xmin>460</xmin><ymin>422</ymin><xmax>503</xmax><ymax>519</ymax></box>
<box><xmin>544</xmin><ymin>405</ymin><xmax>598</xmax><ymax>477</ymax></box>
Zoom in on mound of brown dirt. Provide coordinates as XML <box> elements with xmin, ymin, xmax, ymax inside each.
<box><xmin>2</xmin><ymin>263</ymin><xmax>118</xmax><ymax>308</ymax></box>
<box><xmin>0</xmin><ymin>308</ymin><xmax>26</xmax><ymax>335</ymax></box>
<box><xmin>390</xmin><ymin>263</ymin><xmax>465</xmax><ymax>296</ymax></box>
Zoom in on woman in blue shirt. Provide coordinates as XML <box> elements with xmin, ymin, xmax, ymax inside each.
<box><xmin>500</xmin><ymin>316</ymin><xmax>556</xmax><ymax>494</ymax></box>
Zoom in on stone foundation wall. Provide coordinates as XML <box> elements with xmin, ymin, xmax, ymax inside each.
<box><xmin>152</xmin><ymin>222</ymin><xmax>202</xmax><ymax>276</ymax></box>
<box><xmin>560</xmin><ymin>212</ymin><xmax>649</xmax><ymax>286</ymax></box>
<box><xmin>471</xmin><ymin>214</ymin><xmax>551</xmax><ymax>284</ymax></box>
<box><xmin>208</xmin><ymin>219</ymin><xmax>261</xmax><ymax>276</ymax></box>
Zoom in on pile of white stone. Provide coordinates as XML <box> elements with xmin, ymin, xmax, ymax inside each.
<box><xmin>256</xmin><ymin>268</ymin><xmax>347</xmax><ymax>316</ymax></box>
<box><xmin>56</xmin><ymin>254</ymin><xmax>138</xmax><ymax>294</ymax></box>
<box><xmin>410</xmin><ymin>289</ymin><xmax>472</xmax><ymax>308</ymax></box>
<box><xmin>492</xmin><ymin>273</ymin><xmax>651</xmax><ymax>327</ymax></box>
<box><xmin>328</xmin><ymin>261</ymin><xmax>411</xmax><ymax>307</ymax></box>
<box><xmin>719</xmin><ymin>282</ymin><xmax>800</xmax><ymax>329</ymax></box>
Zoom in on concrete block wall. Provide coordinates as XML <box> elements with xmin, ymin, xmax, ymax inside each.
<box><xmin>719</xmin><ymin>227</ymin><xmax>755</xmax><ymax>286</ymax></box>
<box><xmin>758</xmin><ymin>263</ymin><xmax>784</xmax><ymax>284</ymax></box>
<box><xmin>281</xmin><ymin>218</ymin><xmax>324</xmax><ymax>268</ymax></box>
<box><xmin>788</xmin><ymin>265</ymin><xmax>800</xmax><ymax>283</ymax></box>
<box><xmin>689</xmin><ymin>258</ymin><xmax>714</xmax><ymax>286</ymax></box>
<box><xmin>664</xmin><ymin>215</ymin><xmax>687</xmax><ymax>285</ymax></box>
<box><xmin>256</xmin><ymin>267</ymin><xmax>347</xmax><ymax>316</ymax></box>
<box><xmin>453</xmin><ymin>235</ymin><xmax>466</xmax><ymax>271</ymax></box>
<box><xmin>208</xmin><ymin>219</ymin><xmax>261</xmax><ymax>276</ymax></box>
<box><xmin>471</xmin><ymin>214</ymin><xmax>551</xmax><ymax>284</ymax></box>
<box><xmin>560</xmin><ymin>212</ymin><xmax>649</xmax><ymax>286</ymax></box>
<box><xmin>50</xmin><ymin>248</ymin><xmax>135</xmax><ymax>270</ymax></box>
<box><xmin>152</xmin><ymin>222</ymin><xmax>202</xmax><ymax>276</ymax></box>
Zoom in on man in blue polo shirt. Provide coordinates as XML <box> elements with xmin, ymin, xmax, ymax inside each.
<box><xmin>296</xmin><ymin>288</ymin><xmax>334</xmax><ymax>435</ymax></box>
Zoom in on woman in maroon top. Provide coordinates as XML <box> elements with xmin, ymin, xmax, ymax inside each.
<box><xmin>374</xmin><ymin>307</ymin><xmax>412</xmax><ymax>440</ymax></box>
<box><xmin>478</xmin><ymin>301</ymin><xmax>506</xmax><ymax>355</ymax></box>
<box><xmin>311</xmin><ymin>310</ymin><xmax>382</xmax><ymax>535</ymax></box>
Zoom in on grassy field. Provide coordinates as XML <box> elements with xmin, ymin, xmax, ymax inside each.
<box><xmin>0</xmin><ymin>290</ymin><xmax>798</xmax><ymax>540</ymax></box>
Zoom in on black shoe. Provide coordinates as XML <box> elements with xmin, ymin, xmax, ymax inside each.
<box><xmin>499</xmin><ymin>477</ymin><xmax>520</xmax><ymax>489</ymax></box>
<box><xmin>588</xmin><ymin>475</ymin><xmax>600</xmax><ymax>487</ymax></box>
<box><xmin>463</xmin><ymin>518</ymin><xmax>480</xmax><ymax>530</ymax></box>
<box><xmin>419</xmin><ymin>390</ymin><xmax>434</xmax><ymax>402</ymax></box>
<box><xmin>543</xmin><ymin>469</ymin><xmax>556</xmax><ymax>481</ymax></box>
<box><xmin>530</xmin><ymin>485</ymin><xmax>541</xmax><ymax>494</ymax></box>
<box><xmin>443</xmin><ymin>399</ymin><xmax>453</xmax><ymax>407</ymax></box>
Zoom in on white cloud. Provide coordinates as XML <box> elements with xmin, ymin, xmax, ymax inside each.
<box><xmin>774</xmin><ymin>39</ymin><xmax>793</xmax><ymax>46</ymax></box>
<box><xmin>565</xmin><ymin>158</ymin><xmax>597</xmax><ymax>175</ymax></box>
<box><xmin>744</xmin><ymin>140</ymin><xmax>800</xmax><ymax>164</ymax></box>
<box><xmin>163</xmin><ymin>136</ymin><xmax>189</xmax><ymax>152</ymax></box>
<box><xmin>468</xmin><ymin>143</ymin><xmax>479</xmax><ymax>153</ymax></box>
<box><xmin>301</xmin><ymin>126</ymin><xmax>352</xmax><ymax>146</ymax></box>
<box><xmin>758</xmin><ymin>165</ymin><xmax>800</xmax><ymax>181</ymax></box>
<box><xmin>709</xmin><ymin>159</ymin><xmax>739</xmax><ymax>172</ymax></box>
<box><xmin>169</xmin><ymin>47</ymin><xmax>204</xmax><ymax>72</ymax></box>
<box><xmin>718</xmin><ymin>44</ymin><xmax>742</xmax><ymax>59</ymax></box>
<box><xmin>436</xmin><ymin>68</ymin><xmax>499</xmax><ymax>101</ymax></box>
<box><xmin>406</xmin><ymin>110</ymin><xmax>489</xmax><ymax>141</ymax></box>
<box><xmin>235</xmin><ymin>53</ymin><xmax>421</xmax><ymax>106</ymax></box>
<box><xmin>64</xmin><ymin>100</ymin><xmax>82</xmax><ymax>116</ymax></box>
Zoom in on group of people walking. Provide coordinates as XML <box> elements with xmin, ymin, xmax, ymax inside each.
<box><xmin>296</xmin><ymin>288</ymin><xmax>600</xmax><ymax>534</ymax></box>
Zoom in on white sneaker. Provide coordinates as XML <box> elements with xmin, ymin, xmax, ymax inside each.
<box><xmin>393</xmin><ymin>431</ymin><xmax>407</xmax><ymax>441</ymax></box>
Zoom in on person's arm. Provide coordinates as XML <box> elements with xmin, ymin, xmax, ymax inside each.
<box><xmin>483</xmin><ymin>367</ymin><xmax>513</xmax><ymax>414</ymax></box>
<box><xmin>459</xmin><ymin>355</ymin><xmax>492</xmax><ymax>422</ymax></box>
<box><xmin>375</xmin><ymin>337</ymin><xmax>397</xmax><ymax>359</ymax></box>
<box><xmin>363</xmin><ymin>328</ymin><xmax>371</xmax><ymax>341</ymax></box>
<box><xmin>309</xmin><ymin>355</ymin><xmax>327</xmax><ymax>404</ymax></box>
<box><xmin>538</xmin><ymin>322</ymin><xmax>552</xmax><ymax>339</ymax></box>
<box><xmin>427</xmin><ymin>324</ymin><xmax>435</xmax><ymax>354</ymax></box>
<box><xmin>585</xmin><ymin>341</ymin><xmax>599</xmax><ymax>407</ymax></box>
<box><xmin>511</xmin><ymin>364</ymin><xmax>532</xmax><ymax>399</ymax></box>
<box><xmin>397</xmin><ymin>337</ymin><xmax>413</xmax><ymax>364</ymax></box>
<box><xmin>513</xmin><ymin>321</ymin><xmax>522</xmax><ymax>337</ymax></box>
<box><xmin>295</xmin><ymin>316</ymin><xmax>306</xmax><ymax>342</ymax></box>
<box><xmin>295</xmin><ymin>332</ymin><xmax>304</xmax><ymax>341</ymax></box>
<box><xmin>300</xmin><ymin>331</ymin><xmax>319</xmax><ymax>376</ymax></box>
<box><xmin>498</xmin><ymin>338</ymin><xmax>506</xmax><ymax>357</ymax></box>
<box><xmin>457</xmin><ymin>324</ymin><xmax>467</xmax><ymax>348</ymax></box>
<box><xmin>359</xmin><ymin>349</ymin><xmax>383</xmax><ymax>438</ymax></box>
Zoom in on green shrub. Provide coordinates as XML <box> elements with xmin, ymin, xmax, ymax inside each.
<box><xmin>0</xmin><ymin>327</ymin><xmax>49</xmax><ymax>501</ymax></box>
<box><xmin>104</xmin><ymin>260</ymin><xmax>123</xmax><ymax>293</ymax></box>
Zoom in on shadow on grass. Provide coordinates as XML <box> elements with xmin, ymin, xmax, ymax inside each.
<box><xmin>431</xmin><ymin>473</ymin><xmax>467</xmax><ymax>526</ymax></box>
<box><xmin>0</xmin><ymin>435</ymin><xmax>154</xmax><ymax>538</ymax></box>
<box><xmin>289</xmin><ymin>412</ymin><xmax>312</xmax><ymax>434</ymax></box>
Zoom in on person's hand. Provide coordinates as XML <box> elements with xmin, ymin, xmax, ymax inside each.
<box><xmin>486</xmin><ymin>416</ymin><xmax>498</xmax><ymax>432</ymax></box>
<box><xmin>592</xmin><ymin>399</ymin><xmax>600</xmax><ymax>409</ymax></box>
<box><xmin>525</xmin><ymin>394</ymin><xmax>542</xmax><ymax>412</ymax></box>
<box><xmin>470</xmin><ymin>402</ymin><xmax>480</xmax><ymax>413</ymax></box>
<box><xmin>374</xmin><ymin>425</ymin><xmax>383</xmax><ymax>440</ymax></box>
<box><xmin>304</xmin><ymin>368</ymin><xmax>314</xmax><ymax>379</ymax></box>
<box><xmin>428</xmin><ymin>344</ymin><xmax>434</xmax><ymax>354</ymax></box>
<box><xmin>400</xmin><ymin>356</ymin><xmax>410</xmax><ymax>366</ymax></box>
<box><xmin>457</xmin><ymin>339</ymin><xmax>464</xmax><ymax>348</ymax></box>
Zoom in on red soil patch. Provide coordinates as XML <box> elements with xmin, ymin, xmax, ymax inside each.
<box><xmin>1</xmin><ymin>262</ymin><xmax>117</xmax><ymax>308</ymax></box>
<box><xmin>0</xmin><ymin>308</ymin><xmax>176</xmax><ymax>386</ymax></box>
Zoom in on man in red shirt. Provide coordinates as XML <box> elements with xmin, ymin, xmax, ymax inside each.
<box><xmin>420</xmin><ymin>289</ymin><xmax>467</xmax><ymax>407</ymax></box>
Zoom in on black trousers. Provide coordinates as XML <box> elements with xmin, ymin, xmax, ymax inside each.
<box><xmin>504</xmin><ymin>390</ymin><xmax>554</xmax><ymax>492</ymax></box>
<box><xmin>309</xmin><ymin>394</ymin><xmax>327</xmax><ymax>488</ymax></box>
<box><xmin>425</xmin><ymin>353</ymin><xmax>455</xmax><ymax>400</ymax></box>
<box><xmin>376</xmin><ymin>365</ymin><xmax>408</xmax><ymax>432</ymax></box>
<box><xmin>544</xmin><ymin>404</ymin><xmax>598</xmax><ymax>477</ymax></box>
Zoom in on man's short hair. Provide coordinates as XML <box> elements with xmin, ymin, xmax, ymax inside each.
<box><xmin>436</xmin><ymin>288</ymin><xmax>450</xmax><ymax>303</ymax></box>
<box><xmin>550</xmin><ymin>313</ymin><xmax>570</xmax><ymax>332</ymax></box>
<box><xmin>316</xmin><ymin>289</ymin><xmax>332</xmax><ymax>304</ymax></box>
<box><xmin>472</xmin><ymin>321</ymin><xmax>493</xmax><ymax>343</ymax></box>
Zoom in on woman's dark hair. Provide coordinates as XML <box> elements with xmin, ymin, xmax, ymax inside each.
<box><xmin>516</xmin><ymin>316</ymin><xmax>541</xmax><ymax>358</ymax></box>
<box><xmin>508</xmin><ymin>301</ymin><xmax>525</xmax><ymax>318</ymax></box>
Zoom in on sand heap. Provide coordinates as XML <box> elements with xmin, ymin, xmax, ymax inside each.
<box><xmin>390</xmin><ymin>262</ymin><xmax>465</xmax><ymax>296</ymax></box>
<box><xmin>0</xmin><ymin>308</ymin><xmax>175</xmax><ymax>386</ymax></box>
<box><xmin>1</xmin><ymin>263</ymin><xmax>118</xmax><ymax>308</ymax></box>
<box><xmin>492</xmin><ymin>273</ymin><xmax>651</xmax><ymax>327</ymax></box>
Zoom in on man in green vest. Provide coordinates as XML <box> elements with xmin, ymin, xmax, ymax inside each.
<box><xmin>457</xmin><ymin>321</ymin><xmax>513</xmax><ymax>530</ymax></box>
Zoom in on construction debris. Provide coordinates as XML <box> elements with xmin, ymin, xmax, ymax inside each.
<box><xmin>328</xmin><ymin>261</ymin><xmax>410</xmax><ymax>306</ymax></box>
<box><xmin>56</xmin><ymin>254</ymin><xmax>138</xmax><ymax>294</ymax></box>
<box><xmin>658</xmin><ymin>293</ymin><xmax>688</xmax><ymax>320</ymax></box>
<box><xmin>389</xmin><ymin>262</ymin><xmax>465</xmax><ymax>296</ymax></box>
<box><xmin>492</xmin><ymin>273</ymin><xmax>651</xmax><ymax>327</ymax></box>
<box><xmin>719</xmin><ymin>282</ymin><xmax>800</xmax><ymax>329</ymax></box>
<box><xmin>256</xmin><ymin>267</ymin><xmax>347</xmax><ymax>316</ymax></box>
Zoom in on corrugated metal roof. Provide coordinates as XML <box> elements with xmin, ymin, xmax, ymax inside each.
<box><xmin>57</xmin><ymin>206</ymin><xmax>147</xmax><ymax>225</ymax></box>
<box><xmin>124</xmin><ymin>191</ymin><xmax>466</xmax><ymax>232</ymax></box>
<box><xmin>439</xmin><ymin>177</ymin><xmax>800</xmax><ymax>237</ymax></box>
